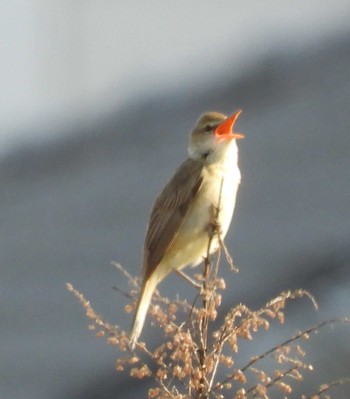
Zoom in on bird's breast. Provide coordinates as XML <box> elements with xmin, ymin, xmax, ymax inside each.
<box><xmin>195</xmin><ymin>164</ymin><xmax>240</xmax><ymax>236</ymax></box>
<box><xmin>165</xmin><ymin>164</ymin><xmax>240</xmax><ymax>267</ymax></box>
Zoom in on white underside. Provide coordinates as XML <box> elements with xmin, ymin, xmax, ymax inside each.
<box><xmin>156</xmin><ymin>160</ymin><xmax>241</xmax><ymax>284</ymax></box>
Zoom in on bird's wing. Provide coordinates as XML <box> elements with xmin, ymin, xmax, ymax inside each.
<box><xmin>143</xmin><ymin>158</ymin><xmax>203</xmax><ymax>280</ymax></box>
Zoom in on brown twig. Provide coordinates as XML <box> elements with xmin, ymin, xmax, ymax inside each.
<box><xmin>302</xmin><ymin>378</ymin><xmax>350</xmax><ymax>399</ymax></box>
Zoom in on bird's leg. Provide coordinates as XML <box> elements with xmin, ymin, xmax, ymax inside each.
<box><xmin>175</xmin><ymin>270</ymin><xmax>201</xmax><ymax>289</ymax></box>
<box><xmin>218</xmin><ymin>235</ymin><xmax>239</xmax><ymax>273</ymax></box>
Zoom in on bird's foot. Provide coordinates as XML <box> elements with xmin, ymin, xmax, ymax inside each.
<box><xmin>207</xmin><ymin>218</ymin><xmax>222</xmax><ymax>238</ymax></box>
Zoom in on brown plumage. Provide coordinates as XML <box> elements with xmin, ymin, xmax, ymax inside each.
<box><xmin>143</xmin><ymin>158</ymin><xmax>203</xmax><ymax>280</ymax></box>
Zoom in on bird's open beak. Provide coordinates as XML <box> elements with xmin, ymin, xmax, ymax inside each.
<box><xmin>215</xmin><ymin>110</ymin><xmax>245</xmax><ymax>139</ymax></box>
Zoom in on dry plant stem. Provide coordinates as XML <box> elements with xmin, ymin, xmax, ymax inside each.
<box><xmin>196</xmin><ymin>236</ymin><xmax>212</xmax><ymax>398</ymax></box>
<box><xmin>206</xmin><ymin>252</ymin><xmax>224</xmax><ymax>394</ymax></box>
<box><xmin>67</xmin><ymin>284</ymin><xmax>153</xmax><ymax>370</ymax></box>
<box><xmin>219</xmin><ymin>289</ymin><xmax>316</xmax><ymax>347</ymax></box>
<box><xmin>303</xmin><ymin>378</ymin><xmax>350</xmax><ymax>399</ymax></box>
<box><xmin>239</xmin><ymin>317</ymin><xmax>349</xmax><ymax>375</ymax></box>
<box><xmin>196</xmin><ymin>178</ymin><xmax>225</xmax><ymax>399</ymax></box>
<box><xmin>112</xmin><ymin>285</ymin><xmax>134</xmax><ymax>300</ymax></box>
<box><xmin>112</xmin><ymin>261</ymin><xmax>138</xmax><ymax>287</ymax></box>
<box><xmin>247</xmin><ymin>365</ymin><xmax>298</xmax><ymax>397</ymax></box>
<box><xmin>210</xmin><ymin>317</ymin><xmax>350</xmax><ymax>394</ymax></box>
<box><xmin>72</xmin><ymin>285</ymin><xmax>123</xmax><ymax>335</ymax></box>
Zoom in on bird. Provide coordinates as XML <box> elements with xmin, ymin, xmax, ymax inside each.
<box><xmin>129</xmin><ymin>110</ymin><xmax>244</xmax><ymax>348</ymax></box>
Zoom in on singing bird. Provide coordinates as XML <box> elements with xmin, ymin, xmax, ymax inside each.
<box><xmin>129</xmin><ymin>110</ymin><xmax>244</xmax><ymax>348</ymax></box>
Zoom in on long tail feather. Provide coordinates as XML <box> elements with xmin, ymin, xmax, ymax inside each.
<box><xmin>129</xmin><ymin>276</ymin><xmax>158</xmax><ymax>349</ymax></box>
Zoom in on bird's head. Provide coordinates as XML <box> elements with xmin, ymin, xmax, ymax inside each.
<box><xmin>188</xmin><ymin>110</ymin><xmax>244</xmax><ymax>161</ymax></box>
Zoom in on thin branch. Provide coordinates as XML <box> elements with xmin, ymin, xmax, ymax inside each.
<box><xmin>210</xmin><ymin>318</ymin><xmax>349</xmax><ymax>394</ymax></box>
<box><xmin>249</xmin><ymin>365</ymin><xmax>298</xmax><ymax>398</ymax></box>
<box><xmin>112</xmin><ymin>285</ymin><xmax>134</xmax><ymax>300</ymax></box>
<box><xmin>303</xmin><ymin>378</ymin><xmax>350</xmax><ymax>399</ymax></box>
<box><xmin>112</xmin><ymin>261</ymin><xmax>138</xmax><ymax>286</ymax></box>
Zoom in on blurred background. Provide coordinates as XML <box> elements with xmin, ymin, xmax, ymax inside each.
<box><xmin>1</xmin><ymin>1</ymin><xmax>350</xmax><ymax>398</ymax></box>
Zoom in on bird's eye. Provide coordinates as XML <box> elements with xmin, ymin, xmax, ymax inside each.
<box><xmin>204</xmin><ymin>125</ymin><xmax>212</xmax><ymax>132</ymax></box>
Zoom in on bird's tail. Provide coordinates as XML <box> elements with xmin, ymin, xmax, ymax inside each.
<box><xmin>129</xmin><ymin>276</ymin><xmax>158</xmax><ymax>350</ymax></box>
